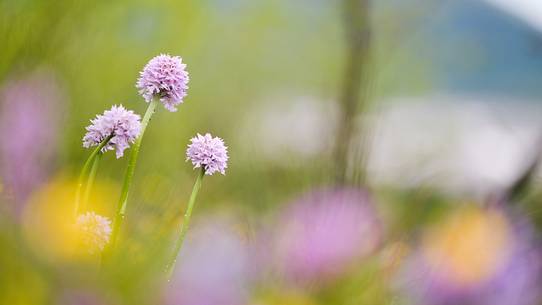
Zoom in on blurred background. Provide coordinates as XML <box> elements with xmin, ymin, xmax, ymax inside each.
<box><xmin>2</xmin><ymin>0</ymin><xmax>542</xmax><ymax>304</ymax></box>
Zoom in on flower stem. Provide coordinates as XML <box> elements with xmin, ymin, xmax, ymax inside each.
<box><xmin>108</xmin><ymin>98</ymin><xmax>159</xmax><ymax>254</ymax></box>
<box><xmin>74</xmin><ymin>135</ymin><xmax>112</xmax><ymax>218</ymax></box>
<box><xmin>166</xmin><ymin>168</ymin><xmax>205</xmax><ymax>279</ymax></box>
<box><xmin>82</xmin><ymin>152</ymin><xmax>102</xmax><ymax>212</ymax></box>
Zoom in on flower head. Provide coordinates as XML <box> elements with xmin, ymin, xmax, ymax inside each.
<box><xmin>136</xmin><ymin>54</ymin><xmax>189</xmax><ymax>112</ymax></box>
<box><xmin>76</xmin><ymin>211</ymin><xmax>112</xmax><ymax>255</ymax></box>
<box><xmin>82</xmin><ymin>105</ymin><xmax>141</xmax><ymax>158</ymax></box>
<box><xmin>186</xmin><ymin>133</ymin><xmax>229</xmax><ymax>175</ymax></box>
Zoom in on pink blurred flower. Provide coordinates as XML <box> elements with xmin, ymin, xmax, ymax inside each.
<box><xmin>272</xmin><ymin>187</ymin><xmax>382</xmax><ymax>285</ymax></box>
<box><xmin>0</xmin><ymin>70</ymin><xmax>64</xmax><ymax>215</ymax></box>
<box><xmin>165</xmin><ymin>217</ymin><xmax>250</xmax><ymax>305</ymax></box>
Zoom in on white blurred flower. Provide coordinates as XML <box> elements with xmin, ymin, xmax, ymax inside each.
<box><xmin>238</xmin><ymin>94</ymin><xmax>338</xmax><ymax>166</ymax></box>
<box><xmin>366</xmin><ymin>96</ymin><xmax>542</xmax><ymax>196</ymax></box>
<box><xmin>483</xmin><ymin>0</ymin><xmax>542</xmax><ymax>32</ymax></box>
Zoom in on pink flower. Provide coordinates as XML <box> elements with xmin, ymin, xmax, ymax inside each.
<box><xmin>136</xmin><ymin>54</ymin><xmax>189</xmax><ymax>112</ymax></box>
<box><xmin>82</xmin><ymin>105</ymin><xmax>141</xmax><ymax>158</ymax></box>
<box><xmin>186</xmin><ymin>133</ymin><xmax>229</xmax><ymax>175</ymax></box>
<box><xmin>76</xmin><ymin>211</ymin><xmax>112</xmax><ymax>255</ymax></box>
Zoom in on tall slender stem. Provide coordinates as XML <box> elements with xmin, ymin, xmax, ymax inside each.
<box><xmin>74</xmin><ymin>135</ymin><xmax>113</xmax><ymax>218</ymax></box>
<box><xmin>82</xmin><ymin>152</ymin><xmax>102</xmax><ymax>212</ymax></box>
<box><xmin>334</xmin><ymin>0</ymin><xmax>372</xmax><ymax>185</ymax></box>
<box><xmin>166</xmin><ymin>168</ymin><xmax>205</xmax><ymax>279</ymax></box>
<box><xmin>108</xmin><ymin>98</ymin><xmax>159</xmax><ymax>254</ymax></box>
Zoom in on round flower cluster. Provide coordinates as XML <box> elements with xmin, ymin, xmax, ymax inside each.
<box><xmin>136</xmin><ymin>54</ymin><xmax>189</xmax><ymax>112</ymax></box>
<box><xmin>76</xmin><ymin>211</ymin><xmax>112</xmax><ymax>255</ymax></box>
<box><xmin>82</xmin><ymin>105</ymin><xmax>141</xmax><ymax>158</ymax></box>
<box><xmin>186</xmin><ymin>133</ymin><xmax>229</xmax><ymax>175</ymax></box>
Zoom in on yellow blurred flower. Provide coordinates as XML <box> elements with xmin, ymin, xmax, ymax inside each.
<box><xmin>22</xmin><ymin>174</ymin><xmax>117</xmax><ymax>261</ymax></box>
<box><xmin>422</xmin><ymin>206</ymin><xmax>511</xmax><ymax>286</ymax></box>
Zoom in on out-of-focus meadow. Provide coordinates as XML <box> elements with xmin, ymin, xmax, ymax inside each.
<box><xmin>2</xmin><ymin>0</ymin><xmax>542</xmax><ymax>304</ymax></box>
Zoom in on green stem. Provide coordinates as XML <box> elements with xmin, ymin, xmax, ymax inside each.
<box><xmin>74</xmin><ymin>135</ymin><xmax>113</xmax><ymax>218</ymax></box>
<box><xmin>166</xmin><ymin>168</ymin><xmax>205</xmax><ymax>279</ymax></box>
<box><xmin>82</xmin><ymin>152</ymin><xmax>102</xmax><ymax>212</ymax></box>
<box><xmin>108</xmin><ymin>98</ymin><xmax>159</xmax><ymax>253</ymax></box>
